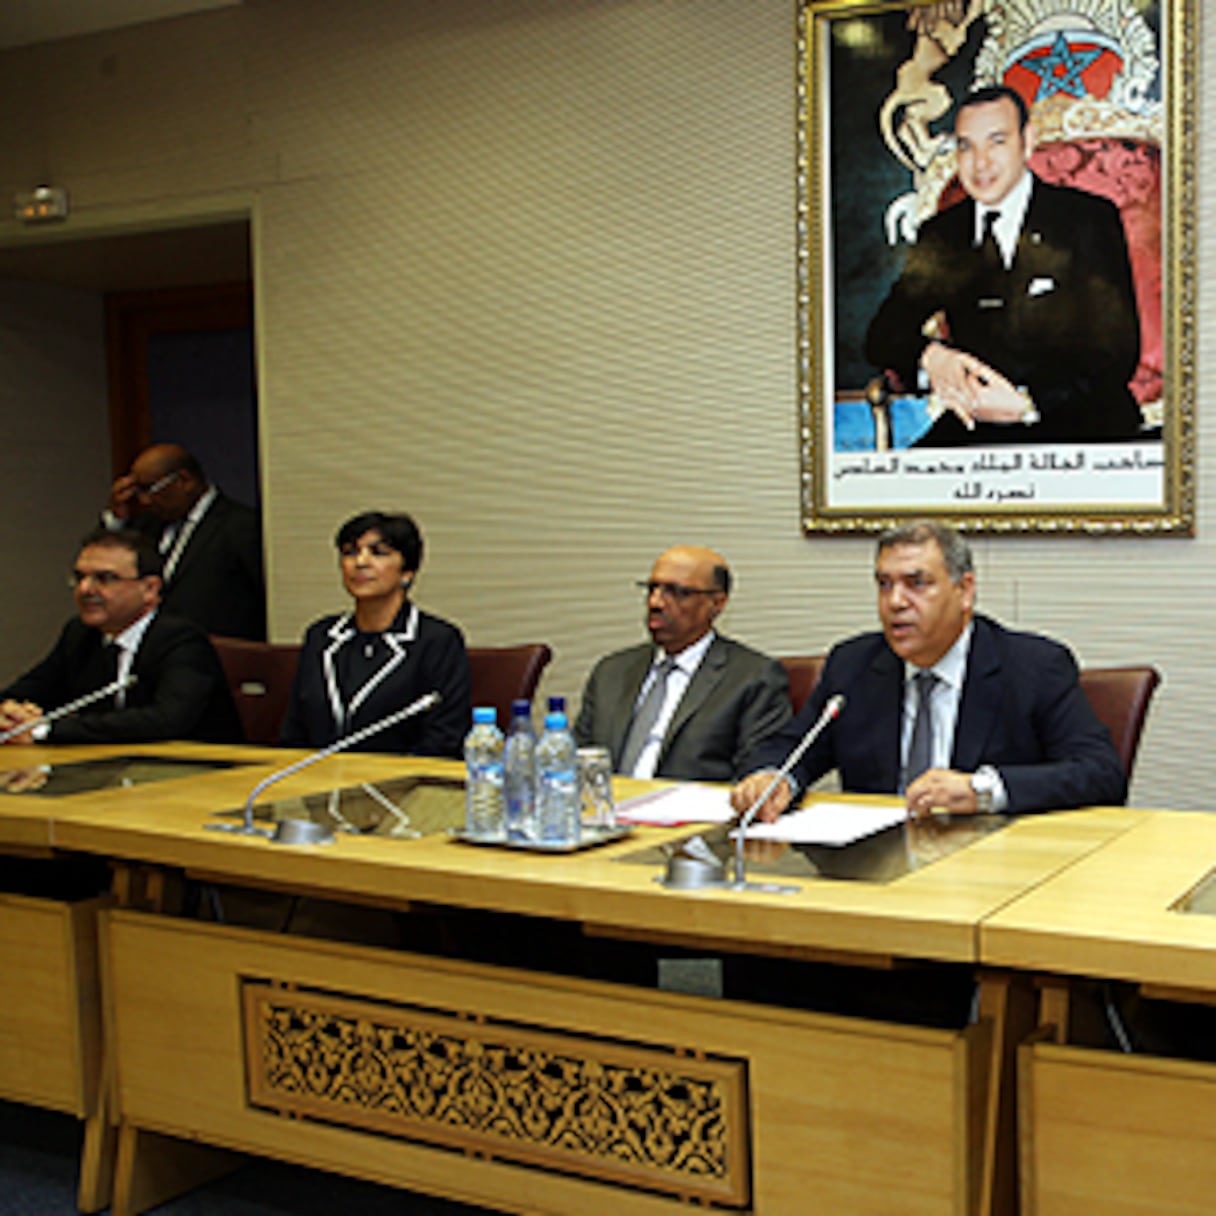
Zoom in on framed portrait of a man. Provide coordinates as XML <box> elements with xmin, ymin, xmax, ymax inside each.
<box><xmin>797</xmin><ymin>0</ymin><xmax>1195</xmax><ymax>533</ymax></box>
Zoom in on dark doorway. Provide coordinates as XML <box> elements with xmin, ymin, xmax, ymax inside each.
<box><xmin>106</xmin><ymin>280</ymin><xmax>258</xmax><ymax>506</ymax></box>
<box><xmin>0</xmin><ymin>217</ymin><xmax>256</xmax><ymax>500</ymax></box>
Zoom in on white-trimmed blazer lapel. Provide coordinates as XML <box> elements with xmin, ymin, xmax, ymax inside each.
<box><xmin>321</xmin><ymin>605</ymin><xmax>419</xmax><ymax>735</ymax></box>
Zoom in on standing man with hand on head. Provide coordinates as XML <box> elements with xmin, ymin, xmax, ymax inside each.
<box><xmin>0</xmin><ymin>528</ymin><xmax>241</xmax><ymax>745</ymax></box>
<box><xmin>731</xmin><ymin>521</ymin><xmax>1125</xmax><ymax>821</ymax></box>
<box><xmin>866</xmin><ymin>84</ymin><xmax>1142</xmax><ymax>445</ymax></box>
<box><xmin>105</xmin><ymin>443</ymin><xmax>265</xmax><ymax>640</ymax></box>
<box><xmin>575</xmin><ymin>546</ymin><xmax>790</xmax><ymax>783</ymax></box>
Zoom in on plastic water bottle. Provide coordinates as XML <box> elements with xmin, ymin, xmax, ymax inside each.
<box><xmin>504</xmin><ymin>699</ymin><xmax>537</xmax><ymax>841</ymax></box>
<box><xmin>535</xmin><ymin>711</ymin><xmax>579</xmax><ymax>846</ymax></box>
<box><xmin>464</xmin><ymin>706</ymin><xmax>505</xmax><ymax>840</ymax></box>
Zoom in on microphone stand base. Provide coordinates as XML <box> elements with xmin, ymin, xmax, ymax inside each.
<box><xmin>204</xmin><ymin>822</ymin><xmax>274</xmax><ymax>839</ymax></box>
<box><xmin>726</xmin><ymin>879</ymin><xmax>801</xmax><ymax>896</ymax></box>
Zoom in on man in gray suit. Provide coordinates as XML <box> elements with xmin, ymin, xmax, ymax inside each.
<box><xmin>574</xmin><ymin>546</ymin><xmax>790</xmax><ymax>782</ymax></box>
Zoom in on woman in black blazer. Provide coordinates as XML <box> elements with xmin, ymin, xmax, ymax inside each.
<box><xmin>280</xmin><ymin>511</ymin><xmax>471</xmax><ymax>755</ymax></box>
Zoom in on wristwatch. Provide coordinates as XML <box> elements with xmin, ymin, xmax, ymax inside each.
<box><xmin>970</xmin><ymin>765</ymin><xmax>999</xmax><ymax>813</ymax></box>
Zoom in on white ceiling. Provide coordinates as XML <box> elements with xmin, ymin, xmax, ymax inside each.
<box><xmin>0</xmin><ymin>0</ymin><xmax>240</xmax><ymax>51</ymax></box>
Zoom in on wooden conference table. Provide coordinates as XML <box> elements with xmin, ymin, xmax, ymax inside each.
<box><xmin>0</xmin><ymin>742</ymin><xmax>1156</xmax><ymax>1216</ymax></box>
<box><xmin>983</xmin><ymin>809</ymin><xmax>1216</xmax><ymax>1216</ymax></box>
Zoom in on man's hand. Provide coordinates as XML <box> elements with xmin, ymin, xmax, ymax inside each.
<box><xmin>0</xmin><ymin>699</ymin><xmax>44</xmax><ymax>744</ymax></box>
<box><xmin>107</xmin><ymin>472</ymin><xmax>139</xmax><ymax>521</ymax></box>
<box><xmin>966</xmin><ymin>362</ymin><xmax>1029</xmax><ymax>422</ymax></box>
<box><xmin>921</xmin><ymin>343</ymin><xmax>1030</xmax><ymax>427</ymax></box>
<box><xmin>1</xmin><ymin>767</ymin><xmax>49</xmax><ymax>792</ymax></box>
<box><xmin>921</xmin><ymin>342</ymin><xmax>979</xmax><ymax>426</ymax></box>
<box><xmin>904</xmin><ymin>768</ymin><xmax>978</xmax><ymax>818</ymax></box>
<box><xmin>729</xmin><ymin>770</ymin><xmax>793</xmax><ymax>823</ymax></box>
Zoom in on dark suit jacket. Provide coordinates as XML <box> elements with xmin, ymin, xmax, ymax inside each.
<box><xmin>745</xmin><ymin>615</ymin><xmax>1126</xmax><ymax>813</ymax></box>
<box><xmin>128</xmin><ymin>492</ymin><xmax>265</xmax><ymax>640</ymax></box>
<box><xmin>574</xmin><ymin>634</ymin><xmax>791</xmax><ymax>783</ymax></box>
<box><xmin>865</xmin><ymin>177</ymin><xmax>1142</xmax><ymax>444</ymax></box>
<box><xmin>280</xmin><ymin>603</ymin><xmax>471</xmax><ymax>757</ymax></box>
<box><xmin>0</xmin><ymin>612</ymin><xmax>242</xmax><ymax>744</ymax></box>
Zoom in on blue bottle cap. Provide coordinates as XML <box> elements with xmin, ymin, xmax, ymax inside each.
<box><xmin>473</xmin><ymin>706</ymin><xmax>497</xmax><ymax>725</ymax></box>
<box><xmin>510</xmin><ymin>699</ymin><xmax>530</xmax><ymax>717</ymax></box>
<box><xmin>544</xmin><ymin>712</ymin><xmax>567</xmax><ymax>731</ymax></box>
<box><xmin>547</xmin><ymin>696</ymin><xmax>566</xmax><ymax>713</ymax></box>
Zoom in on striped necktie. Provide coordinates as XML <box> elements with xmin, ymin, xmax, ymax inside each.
<box><xmin>901</xmin><ymin>669</ymin><xmax>939</xmax><ymax>791</ymax></box>
<box><xmin>617</xmin><ymin>658</ymin><xmax>678</xmax><ymax>776</ymax></box>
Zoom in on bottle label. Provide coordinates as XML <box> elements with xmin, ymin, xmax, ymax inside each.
<box><xmin>465</xmin><ymin>761</ymin><xmax>505</xmax><ymax>840</ymax></box>
<box><xmin>537</xmin><ymin>767</ymin><xmax>579</xmax><ymax>843</ymax></box>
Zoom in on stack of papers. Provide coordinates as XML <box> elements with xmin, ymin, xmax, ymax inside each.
<box><xmin>615</xmin><ymin>787</ymin><xmax>907</xmax><ymax>846</ymax></box>
<box><xmin>735</xmin><ymin>801</ymin><xmax>906</xmax><ymax>846</ymax></box>
<box><xmin>615</xmin><ymin>784</ymin><xmax>735</xmax><ymax>826</ymax></box>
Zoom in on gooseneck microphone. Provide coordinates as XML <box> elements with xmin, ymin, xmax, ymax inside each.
<box><xmin>209</xmin><ymin>691</ymin><xmax>442</xmax><ymax>838</ymax></box>
<box><xmin>0</xmin><ymin>674</ymin><xmax>139</xmax><ymax>744</ymax></box>
<box><xmin>731</xmin><ymin>693</ymin><xmax>845</xmax><ymax>889</ymax></box>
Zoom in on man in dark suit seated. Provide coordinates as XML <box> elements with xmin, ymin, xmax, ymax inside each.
<box><xmin>104</xmin><ymin>443</ymin><xmax>265</xmax><ymax>639</ymax></box>
<box><xmin>0</xmin><ymin>528</ymin><xmax>241</xmax><ymax>745</ymax></box>
<box><xmin>732</xmin><ymin>520</ymin><xmax>1125</xmax><ymax>820</ymax></box>
<box><xmin>865</xmin><ymin>84</ymin><xmax>1142</xmax><ymax>445</ymax></box>
<box><xmin>574</xmin><ymin>545</ymin><xmax>790</xmax><ymax>783</ymax></box>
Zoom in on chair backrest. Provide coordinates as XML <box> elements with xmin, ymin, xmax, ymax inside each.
<box><xmin>467</xmin><ymin>644</ymin><xmax>554</xmax><ymax>728</ymax></box>
<box><xmin>778</xmin><ymin>654</ymin><xmax>827</xmax><ymax>717</ymax></box>
<box><xmin>1078</xmin><ymin>666</ymin><xmax>1162</xmax><ymax>780</ymax></box>
<box><xmin>209</xmin><ymin>635</ymin><xmax>302</xmax><ymax>746</ymax></box>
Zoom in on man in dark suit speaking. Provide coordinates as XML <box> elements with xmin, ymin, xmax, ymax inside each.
<box><xmin>105</xmin><ymin>443</ymin><xmax>265</xmax><ymax>639</ymax></box>
<box><xmin>731</xmin><ymin>521</ymin><xmax>1125</xmax><ymax>820</ymax></box>
<box><xmin>574</xmin><ymin>545</ymin><xmax>790</xmax><ymax>783</ymax></box>
<box><xmin>0</xmin><ymin>529</ymin><xmax>241</xmax><ymax>745</ymax></box>
<box><xmin>865</xmin><ymin>85</ymin><xmax>1142</xmax><ymax>445</ymax></box>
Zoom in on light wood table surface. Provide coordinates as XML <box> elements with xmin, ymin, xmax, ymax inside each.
<box><xmin>983</xmin><ymin>808</ymin><xmax>1216</xmax><ymax>991</ymax></box>
<box><xmin>23</xmin><ymin>741</ymin><xmax>1143</xmax><ymax>966</ymax></box>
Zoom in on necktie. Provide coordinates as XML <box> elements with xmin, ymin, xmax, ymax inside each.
<box><xmin>980</xmin><ymin>208</ymin><xmax>1002</xmax><ymax>272</ymax></box>
<box><xmin>101</xmin><ymin>640</ymin><xmax>123</xmax><ymax>706</ymax></box>
<box><xmin>901</xmin><ymin>669</ymin><xmax>939</xmax><ymax>791</ymax></box>
<box><xmin>617</xmin><ymin>658</ymin><xmax>678</xmax><ymax>776</ymax></box>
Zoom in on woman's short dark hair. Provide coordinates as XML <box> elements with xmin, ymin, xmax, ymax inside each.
<box><xmin>335</xmin><ymin>511</ymin><xmax>424</xmax><ymax>571</ymax></box>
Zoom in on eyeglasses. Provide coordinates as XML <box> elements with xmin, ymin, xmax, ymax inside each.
<box><xmin>68</xmin><ymin>570</ymin><xmax>145</xmax><ymax>589</ymax></box>
<box><xmin>134</xmin><ymin>470</ymin><xmax>179</xmax><ymax>497</ymax></box>
<box><xmin>636</xmin><ymin>581</ymin><xmax>720</xmax><ymax>602</ymax></box>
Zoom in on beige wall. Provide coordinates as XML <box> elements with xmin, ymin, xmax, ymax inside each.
<box><xmin>0</xmin><ymin>0</ymin><xmax>1209</xmax><ymax>806</ymax></box>
<box><xmin>0</xmin><ymin>281</ymin><xmax>109</xmax><ymax>666</ymax></box>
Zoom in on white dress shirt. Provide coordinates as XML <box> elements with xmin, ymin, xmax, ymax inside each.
<box><xmin>901</xmin><ymin>621</ymin><xmax>1007</xmax><ymax>810</ymax></box>
<box><xmin>109</xmin><ymin>609</ymin><xmax>158</xmax><ymax>707</ymax></box>
<box><xmin>973</xmin><ymin>168</ymin><xmax>1033</xmax><ymax>269</ymax></box>
<box><xmin>627</xmin><ymin>630</ymin><xmax>716</xmax><ymax>779</ymax></box>
<box><xmin>161</xmin><ymin>485</ymin><xmax>217</xmax><ymax>582</ymax></box>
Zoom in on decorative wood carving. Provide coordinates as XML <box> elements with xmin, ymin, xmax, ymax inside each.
<box><xmin>242</xmin><ymin>981</ymin><xmax>751</xmax><ymax>1205</ymax></box>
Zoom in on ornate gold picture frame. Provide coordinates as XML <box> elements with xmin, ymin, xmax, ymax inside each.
<box><xmin>797</xmin><ymin>0</ymin><xmax>1195</xmax><ymax>534</ymax></box>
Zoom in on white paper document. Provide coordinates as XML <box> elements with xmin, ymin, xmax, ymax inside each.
<box><xmin>736</xmin><ymin>801</ymin><xmax>906</xmax><ymax>847</ymax></box>
<box><xmin>615</xmin><ymin>784</ymin><xmax>736</xmax><ymax>826</ymax></box>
